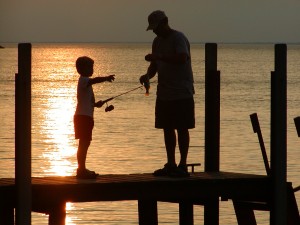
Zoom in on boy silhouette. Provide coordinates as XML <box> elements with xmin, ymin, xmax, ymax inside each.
<box><xmin>74</xmin><ymin>56</ymin><xmax>115</xmax><ymax>179</ymax></box>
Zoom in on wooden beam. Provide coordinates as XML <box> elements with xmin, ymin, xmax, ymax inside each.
<box><xmin>293</xmin><ymin>116</ymin><xmax>300</xmax><ymax>137</ymax></box>
<box><xmin>233</xmin><ymin>200</ymin><xmax>257</xmax><ymax>225</ymax></box>
<box><xmin>250</xmin><ymin>113</ymin><xmax>271</xmax><ymax>175</ymax></box>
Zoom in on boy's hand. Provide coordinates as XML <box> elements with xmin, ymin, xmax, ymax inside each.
<box><xmin>95</xmin><ymin>100</ymin><xmax>104</xmax><ymax>108</ymax></box>
<box><xmin>106</xmin><ymin>75</ymin><xmax>115</xmax><ymax>82</ymax></box>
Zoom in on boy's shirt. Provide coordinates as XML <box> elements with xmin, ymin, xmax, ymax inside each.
<box><xmin>75</xmin><ymin>76</ymin><xmax>95</xmax><ymax>118</ymax></box>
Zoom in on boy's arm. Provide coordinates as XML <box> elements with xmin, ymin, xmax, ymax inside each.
<box><xmin>88</xmin><ymin>75</ymin><xmax>115</xmax><ymax>86</ymax></box>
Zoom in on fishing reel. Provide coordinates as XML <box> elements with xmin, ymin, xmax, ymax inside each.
<box><xmin>105</xmin><ymin>104</ymin><xmax>114</xmax><ymax>112</ymax></box>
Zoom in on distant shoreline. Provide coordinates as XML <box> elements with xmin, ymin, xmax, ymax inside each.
<box><xmin>1</xmin><ymin>41</ymin><xmax>300</xmax><ymax>44</ymax></box>
<box><xmin>0</xmin><ymin>42</ymin><xmax>300</xmax><ymax>47</ymax></box>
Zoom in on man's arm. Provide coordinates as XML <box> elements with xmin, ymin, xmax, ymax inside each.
<box><xmin>140</xmin><ymin>62</ymin><xmax>157</xmax><ymax>85</ymax></box>
<box><xmin>145</xmin><ymin>52</ymin><xmax>189</xmax><ymax>64</ymax></box>
<box><xmin>146</xmin><ymin>62</ymin><xmax>157</xmax><ymax>79</ymax></box>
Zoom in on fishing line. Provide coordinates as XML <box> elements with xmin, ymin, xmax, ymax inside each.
<box><xmin>105</xmin><ymin>85</ymin><xmax>143</xmax><ymax>101</ymax></box>
<box><xmin>101</xmin><ymin>85</ymin><xmax>143</xmax><ymax>112</ymax></box>
<box><xmin>101</xmin><ymin>78</ymin><xmax>156</xmax><ymax>112</ymax></box>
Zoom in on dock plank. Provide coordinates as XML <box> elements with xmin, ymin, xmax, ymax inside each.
<box><xmin>0</xmin><ymin>171</ymin><xmax>271</xmax><ymax>214</ymax></box>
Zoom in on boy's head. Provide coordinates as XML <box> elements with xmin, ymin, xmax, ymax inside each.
<box><xmin>76</xmin><ymin>56</ymin><xmax>94</xmax><ymax>77</ymax></box>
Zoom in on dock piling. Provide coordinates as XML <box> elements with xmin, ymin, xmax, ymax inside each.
<box><xmin>205</xmin><ymin>43</ymin><xmax>220</xmax><ymax>172</ymax></box>
<box><xmin>179</xmin><ymin>201</ymin><xmax>194</xmax><ymax>225</ymax></box>
<box><xmin>270</xmin><ymin>44</ymin><xmax>287</xmax><ymax>225</ymax></box>
<box><xmin>138</xmin><ymin>199</ymin><xmax>158</xmax><ymax>225</ymax></box>
<box><xmin>204</xmin><ymin>43</ymin><xmax>220</xmax><ymax>225</ymax></box>
<box><xmin>0</xmin><ymin>204</ymin><xmax>14</xmax><ymax>225</ymax></box>
<box><xmin>15</xmin><ymin>43</ymin><xmax>32</xmax><ymax>225</ymax></box>
<box><xmin>48</xmin><ymin>202</ymin><xmax>66</xmax><ymax>225</ymax></box>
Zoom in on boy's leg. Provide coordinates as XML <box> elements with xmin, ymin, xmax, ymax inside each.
<box><xmin>77</xmin><ymin>139</ymin><xmax>91</xmax><ymax>170</ymax></box>
<box><xmin>177</xmin><ymin>129</ymin><xmax>190</xmax><ymax>166</ymax></box>
<box><xmin>163</xmin><ymin>128</ymin><xmax>177</xmax><ymax>165</ymax></box>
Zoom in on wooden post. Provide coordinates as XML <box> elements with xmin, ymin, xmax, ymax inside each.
<box><xmin>15</xmin><ymin>43</ymin><xmax>32</xmax><ymax>225</ymax></box>
<box><xmin>48</xmin><ymin>202</ymin><xmax>66</xmax><ymax>225</ymax></box>
<box><xmin>286</xmin><ymin>183</ymin><xmax>300</xmax><ymax>225</ymax></box>
<box><xmin>250</xmin><ymin>113</ymin><xmax>271</xmax><ymax>175</ymax></box>
<box><xmin>270</xmin><ymin>44</ymin><xmax>287</xmax><ymax>225</ymax></box>
<box><xmin>138</xmin><ymin>199</ymin><xmax>158</xmax><ymax>225</ymax></box>
<box><xmin>233</xmin><ymin>201</ymin><xmax>257</xmax><ymax>225</ymax></box>
<box><xmin>179</xmin><ymin>202</ymin><xmax>193</xmax><ymax>225</ymax></box>
<box><xmin>293</xmin><ymin>116</ymin><xmax>300</xmax><ymax>137</ymax></box>
<box><xmin>205</xmin><ymin>43</ymin><xmax>220</xmax><ymax>171</ymax></box>
<box><xmin>0</xmin><ymin>204</ymin><xmax>14</xmax><ymax>225</ymax></box>
<box><xmin>204</xmin><ymin>43</ymin><xmax>220</xmax><ymax>225</ymax></box>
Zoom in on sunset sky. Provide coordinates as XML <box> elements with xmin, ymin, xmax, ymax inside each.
<box><xmin>1</xmin><ymin>0</ymin><xmax>299</xmax><ymax>43</ymax></box>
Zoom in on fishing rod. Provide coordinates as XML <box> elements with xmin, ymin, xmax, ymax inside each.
<box><xmin>101</xmin><ymin>84</ymin><xmax>148</xmax><ymax>112</ymax></box>
<box><xmin>100</xmin><ymin>76</ymin><xmax>151</xmax><ymax>112</ymax></box>
<box><xmin>102</xmin><ymin>85</ymin><xmax>143</xmax><ymax>104</ymax></box>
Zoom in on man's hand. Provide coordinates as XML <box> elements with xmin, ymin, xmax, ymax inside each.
<box><xmin>139</xmin><ymin>74</ymin><xmax>148</xmax><ymax>85</ymax></box>
<box><xmin>145</xmin><ymin>53</ymin><xmax>161</xmax><ymax>62</ymax></box>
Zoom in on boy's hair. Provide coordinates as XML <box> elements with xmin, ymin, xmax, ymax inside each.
<box><xmin>76</xmin><ymin>56</ymin><xmax>94</xmax><ymax>76</ymax></box>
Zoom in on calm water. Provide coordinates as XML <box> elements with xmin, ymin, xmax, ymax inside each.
<box><xmin>0</xmin><ymin>43</ymin><xmax>299</xmax><ymax>224</ymax></box>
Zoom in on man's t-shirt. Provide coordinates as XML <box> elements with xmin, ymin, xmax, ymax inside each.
<box><xmin>152</xmin><ymin>30</ymin><xmax>194</xmax><ymax>101</ymax></box>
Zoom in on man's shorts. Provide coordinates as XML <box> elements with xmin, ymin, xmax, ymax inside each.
<box><xmin>155</xmin><ymin>97</ymin><xmax>195</xmax><ymax>129</ymax></box>
<box><xmin>74</xmin><ymin>115</ymin><xmax>94</xmax><ymax>141</ymax></box>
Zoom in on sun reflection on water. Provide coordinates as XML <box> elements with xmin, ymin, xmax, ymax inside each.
<box><xmin>41</xmin><ymin>87</ymin><xmax>77</xmax><ymax>176</ymax></box>
<box><xmin>65</xmin><ymin>203</ymin><xmax>78</xmax><ymax>225</ymax></box>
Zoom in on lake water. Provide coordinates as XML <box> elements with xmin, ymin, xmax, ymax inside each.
<box><xmin>0</xmin><ymin>43</ymin><xmax>299</xmax><ymax>224</ymax></box>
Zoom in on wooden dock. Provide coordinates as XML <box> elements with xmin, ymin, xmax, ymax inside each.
<box><xmin>0</xmin><ymin>171</ymin><xmax>272</xmax><ymax>224</ymax></box>
<box><xmin>9</xmin><ymin>43</ymin><xmax>299</xmax><ymax>225</ymax></box>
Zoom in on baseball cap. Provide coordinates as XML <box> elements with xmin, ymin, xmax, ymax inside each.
<box><xmin>146</xmin><ymin>10</ymin><xmax>167</xmax><ymax>31</ymax></box>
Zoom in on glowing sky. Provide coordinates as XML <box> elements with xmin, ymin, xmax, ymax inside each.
<box><xmin>1</xmin><ymin>0</ymin><xmax>299</xmax><ymax>43</ymax></box>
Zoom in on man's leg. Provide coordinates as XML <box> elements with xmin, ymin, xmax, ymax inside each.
<box><xmin>163</xmin><ymin>128</ymin><xmax>177</xmax><ymax>165</ymax></box>
<box><xmin>177</xmin><ymin>129</ymin><xmax>190</xmax><ymax>166</ymax></box>
<box><xmin>77</xmin><ymin>139</ymin><xmax>91</xmax><ymax>170</ymax></box>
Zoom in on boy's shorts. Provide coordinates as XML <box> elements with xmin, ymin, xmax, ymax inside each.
<box><xmin>74</xmin><ymin>115</ymin><xmax>94</xmax><ymax>141</ymax></box>
<box><xmin>155</xmin><ymin>97</ymin><xmax>195</xmax><ymax>129</ymax></box>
